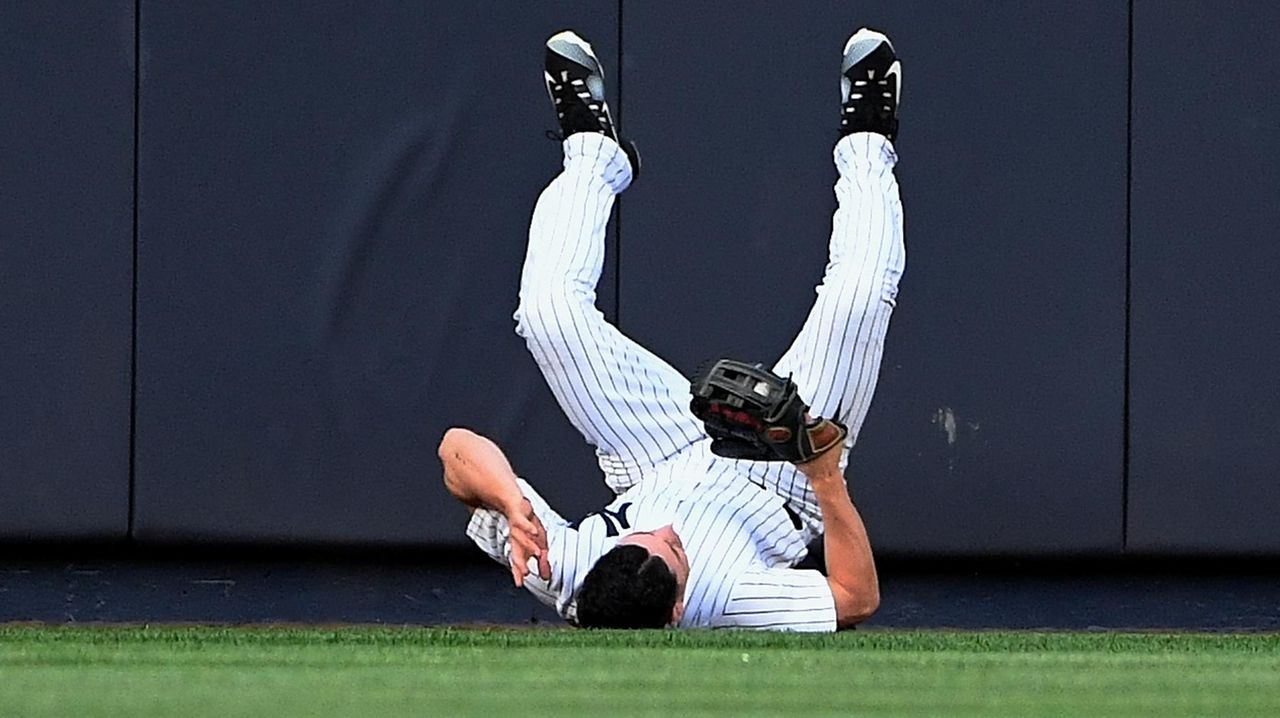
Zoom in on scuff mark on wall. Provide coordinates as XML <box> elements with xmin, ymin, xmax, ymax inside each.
<box><xmin>933</xmin><ymin>407</ymin><xmax>958</xmax><ymax>446</ymax></box>
<box><xmin>932</xmin><ymin>407</ymin><xmax>983</xmax><ymax>474</ymax></box>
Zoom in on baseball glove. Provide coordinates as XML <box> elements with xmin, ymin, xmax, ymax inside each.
<box><xmin>689</xmin><ymin>358</ymin><xmax>847</xmax><ymax>463</ymax></box>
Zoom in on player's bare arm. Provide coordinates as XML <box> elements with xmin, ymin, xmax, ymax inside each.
<box><xmin>438</xmin><ymin>428</ymin><xmax>552</xmax><ymax>587</ymax></box>
<box><xmin>797</xmin><ymin>447</ymin><xmax>881</xmax><ymax>628</ymax></box>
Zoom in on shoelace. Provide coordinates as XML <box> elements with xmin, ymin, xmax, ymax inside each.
<box><xmin>843</xmin><ymin>76</ymin><xmax>895</xmax><ymax>120</ymax></box>
<box><xmin>839</xmin><ymin>75</ymin><xmax>896</xmax><ymax>138</ymax></box>
<box><xmin>546</xmin><ymin>74</ymin><xmax>611</xmax><ymax>139</ymax></box>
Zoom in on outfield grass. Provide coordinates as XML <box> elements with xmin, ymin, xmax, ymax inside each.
<box><xmin>1</xmin><ymin>626</ymin><xmax>1278</xmax><ymax>717</ymax></box>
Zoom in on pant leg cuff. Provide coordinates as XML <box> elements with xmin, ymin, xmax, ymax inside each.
<box><xmin>834</xmin><ymin>132</ymin><xmax>898</xmax><ymax>175</ymax></box>
<box><xmin>563</xmin><ymin>132</ymin><xmax>633</xmax><ymax>193</ymax></box>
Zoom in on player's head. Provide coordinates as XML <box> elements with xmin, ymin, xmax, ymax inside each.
<box><xmin>575</xmin><ymin>524</ymin><xmax>690</xmax><ymax>628</ymax></box>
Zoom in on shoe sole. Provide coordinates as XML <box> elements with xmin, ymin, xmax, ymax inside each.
<box><xmin>544</xmin><ymin>29</ymin><xmax>617</xmax><ymax>141</ymax></box>
<box><xmin>842</xmin><ymin>28</ymin><xmax>902</xmax><ymax>108</ymax></box>
<box><xmin>546</xmin><ymin>30</ymin><xmax>602</xmax><ymax>75</ymax></box>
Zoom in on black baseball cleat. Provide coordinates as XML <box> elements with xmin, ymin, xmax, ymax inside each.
<box><xmin>839</xmin><ymin>28</ymin><xmax>901</xmax><ymax>141</ymax></box>
<box><xmin>544</xmin><ymin>30</ymin><xmax>641</xmax><ymax>178</ymax></box>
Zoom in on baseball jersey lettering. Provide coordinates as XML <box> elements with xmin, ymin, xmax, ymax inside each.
<box><xmin>569</xmin><ymin>502</ymin><xmax>633</xmax><ymax>536</ymax></box>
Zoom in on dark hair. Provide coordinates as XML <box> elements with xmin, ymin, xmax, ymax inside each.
<box><xmin>574</xmin><ymin>545</ymin><xmax>678</xmax><ymax>629</ymax></box>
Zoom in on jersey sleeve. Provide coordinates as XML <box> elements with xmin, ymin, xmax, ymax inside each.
<box><xmin>716</xmin><ymin>566</ymin><xmax>838</xmax><ymax>632</ymax></box>
<box><xmin>465</xmin><ymin>478</ymin><xmax>573</xmax><ymax>615</ymax></box>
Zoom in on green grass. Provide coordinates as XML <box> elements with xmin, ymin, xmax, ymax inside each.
<box><xmin>1</xmin><ymin>626</ymin><xmax>1279</xmax><ymax>717</ymax></box>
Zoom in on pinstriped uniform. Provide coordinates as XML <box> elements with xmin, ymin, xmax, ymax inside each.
<box><xmin>468</xmin><ymin>130</ymin><xmax>904</xmax><ymax>631</ymax></box>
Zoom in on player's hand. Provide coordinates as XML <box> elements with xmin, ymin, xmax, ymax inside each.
<box><xmin>506</xmin><ymin>498</ymin><xmax>552</xmax><ymax>587</ymax></box>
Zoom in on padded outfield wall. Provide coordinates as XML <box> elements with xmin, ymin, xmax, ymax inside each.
<box><xmin>1</xmin><ymin>1</ymin><xmax>1277</xmax><ymax>556</ymax></box>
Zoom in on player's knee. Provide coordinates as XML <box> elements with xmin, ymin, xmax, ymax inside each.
<box><xmin>514</xmin><ymin>288</ymin><xmax>579</xmax><ymax>344</ymax></box>
<box><xmin>813</xmin><ymin>278</ymin><xmax>891</xmax><ymax>333</ymax></box>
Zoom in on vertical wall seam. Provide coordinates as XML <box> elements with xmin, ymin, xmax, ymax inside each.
<box><xmin>127</xmin><ymin>0</ymin><xmax>141</xmax><ymax>541</ymax></box>
<box><xmin>613</xmin><ymin>0</ymin><xmax>624</xmax><ymax>326</ymax></box>
<box><xmin>1122</xmin><ymin>0</ymin><xmax>1134</xmax><ymax>552</ymax></box>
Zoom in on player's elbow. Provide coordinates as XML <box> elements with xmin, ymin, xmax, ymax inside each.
<box><xmin>843</xmin><ymin>590</ymin><xmax>880</xmax><ymax>628</ymax></box>
<box><xmin>438</xmin><ymin>427</ymin><xmax>478</xmax><ymax>479</ymax></box>
<box><xmin>437</xmin><ymin>428</ymin><xmax>480</xmax><ymax>507</ymax></box>
<box><xmin>831</xmin><ymin>581</ymin><xmax>880</xmax><ymax>629</ymax></box>
<box><xmin>438</xmin><ymin>427</ymin><xmax>470</xmax><ymax>461</ymax></box>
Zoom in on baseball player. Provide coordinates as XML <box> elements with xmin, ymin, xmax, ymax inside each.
<box><xmin>440</xmin><ymin>26</ymin><xmax>904</xmax><ymax>631</ymax></box>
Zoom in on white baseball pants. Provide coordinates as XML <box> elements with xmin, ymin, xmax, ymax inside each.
<box><xmin>513</xmin><ymin>131</ymin><xmax>905</xmax><ymax>534</ymax></box>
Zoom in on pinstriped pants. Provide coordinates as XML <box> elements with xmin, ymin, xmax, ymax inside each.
<box><xmin>514</xmin><ymin>131</ymin><xmax>904</xmax><ymax>536</ymax></box>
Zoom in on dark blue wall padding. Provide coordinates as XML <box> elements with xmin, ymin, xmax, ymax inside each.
<box><xmin>0</xmin><ymin>2</ymin><xmax>134</xmax><ymax>539</ymax></box>
<box><xmin>621</xmin><ymin>2</ymin><xmax>1128</xmax><ymax>554</ymax></box>
<box><xmin>133</xmin><ymin>2</ymin><xmax>620</xmax><ymax>545</ymax></box>
<box><xmin>1128</xmin><ymin>2</ymin><xmax>1280</xmax><ymax>553</ymax></box>
<box><xmin>11</xmin><ymin>2</ymin><xmax>1280</xmax><ymax>556</ymax></box>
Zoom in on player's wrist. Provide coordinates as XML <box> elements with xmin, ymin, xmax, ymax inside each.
<box><xmin>800</xmin><ymin>451</ymin><xmax>848</xmax><ymax>490</ymax></box>
<box><xmin>498</xmin><ymin>493</ymin><xmax>530</xmax><ymax>518</ymax></box>
<box><xmin>804</xmin><ymin>466</ymin><xmax>845</xmax><ymax>487</ymax></box>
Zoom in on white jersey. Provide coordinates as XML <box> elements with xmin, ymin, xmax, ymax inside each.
<box><xmin>469</xmin><ymin>131</ymin><xmax>903</xmax><ymax>632</ymax></box>
<box><xmin>469</xmin><ymin>441</ymin><xmax>836</xmax><ymax>631</ymax></box>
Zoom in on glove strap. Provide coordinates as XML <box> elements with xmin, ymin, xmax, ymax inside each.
<box><xmin>806</xmin><ymin>420</ymin><xmax>847</xmax><ymax>456</ymax></box>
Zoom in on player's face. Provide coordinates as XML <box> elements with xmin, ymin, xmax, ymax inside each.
<box><xmin>618</xmin><ymin>524</ymin><xmax>690</xmax><ymax>592</ymax></box>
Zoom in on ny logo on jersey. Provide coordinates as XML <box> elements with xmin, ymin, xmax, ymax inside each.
<box><xmin>569</xmin><ymin>502</ymin><xmax>632</xmax><ymax>537</ymax></box>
